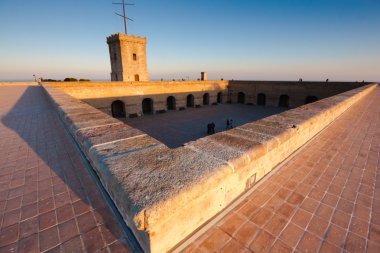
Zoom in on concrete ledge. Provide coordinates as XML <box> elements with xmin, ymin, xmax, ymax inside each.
<box><xmin>42</xmin><ymin>83</ymin><xmax>377</xmax><ymax>253</ymax></box>
<box><xmin>0</xmin><ymin>82</ymin><xmax>38</xmax><ymax>86</ymax></box>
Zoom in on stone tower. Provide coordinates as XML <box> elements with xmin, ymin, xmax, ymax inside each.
<box><xmin>107</xmin><ymin>33</ymin><xmax>149</xmax><ymax>82</ymax></box>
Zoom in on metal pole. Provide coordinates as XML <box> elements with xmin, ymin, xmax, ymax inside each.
<box><xmin>122</xmin><ymin>0</ymin><xmax>127</xmax><ymax>34</ymax></box>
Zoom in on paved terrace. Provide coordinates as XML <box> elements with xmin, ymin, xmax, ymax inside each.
<box><xmin>182</xmin><ymin>87</ymin><xmax>380</xmax><ymax>253</ymax></box>
<box><xmin>0</xmin><ymin>85</ymin><xmax>134</xmax><ymax>252</ymax></box>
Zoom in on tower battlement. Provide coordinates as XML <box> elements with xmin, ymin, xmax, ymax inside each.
<box><xmin>107</xmin><ymin>33</ymin><xmax>149</xmax><ymax>82</ymax></box>
<box><xmin>106</xmin><ymin>33</ymin><xmax>147</xmax><ymax>44</ymax></box>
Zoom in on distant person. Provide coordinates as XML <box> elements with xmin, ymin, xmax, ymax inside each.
<box><xmin>226</xmin><ymin>119</ymin><xmax>230</xmax><ymax>130</ymax></box>
<box><xmin>210</xmin><ymin>122</ymin><xmax>215</xmax><ymax>134</ymax></box>
<box><xmin>230</xmin><ymin>119</ymin><xmax>234</xmax><ymax>129</ymax></box>
<box><xmin>207</xmin><ymin>123</ymin><xmax>211</xmax><ymax>134</ymax></box>
<box><xmin>326</xmin><ymin>78</ymin><xmax>329</xmax><ymax>82</ymax></box>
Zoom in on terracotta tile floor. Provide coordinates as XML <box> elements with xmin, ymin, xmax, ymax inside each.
<box><xmin>0</xmin><ymin>86</ymin><xmax>134</xmax><ymax>252</ymax></box>
<box><xmin>183</xmin><ymin>87</ymin><xmax>380</xmax><ymax>253</ymax></box>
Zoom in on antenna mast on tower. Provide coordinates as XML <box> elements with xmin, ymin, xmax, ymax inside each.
<box><xmin>113</xmin><ymin>0</ymin><xmax>134</xmax><ymax>34</ymax></box>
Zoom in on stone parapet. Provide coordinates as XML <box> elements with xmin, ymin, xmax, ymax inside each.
<box><xmin>42</xmin><ymin>82</ymin><xmax>377</xmax><ymax>253</ymax></box>
<box><xmin>47</xmin><ymin>80</ymin><xmax>228</xmax><ymax>99</ymax></box>
<box><xmin>0</xmin><ymin>82</ymin><xmax>38</xmax><ymax>86</ymax></box>
<box><xmin>107</xmin><ymin>33</ymin><xmax>147</xmax><ymax>44</ymax></box>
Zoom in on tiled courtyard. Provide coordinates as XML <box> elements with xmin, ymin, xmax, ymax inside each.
<box><xmin>0</xmin><ymin>85</ymin><xmax>134</xmax><ymax>252</ymax></box>
<box><xmin>125</xmin><ymin>104</ymin><xmax>287</xmax><ymax>148</ymax></box>
<box><xmin>182</xmin><ymin>88</ymin><xmax>380</xmax><ymax>253</ymax></box>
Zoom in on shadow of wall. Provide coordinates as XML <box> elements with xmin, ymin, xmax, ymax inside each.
<box><xmin>1</xmin><ymin>86</ymin><xmax>131</xmax><ymax>250</ymax></box>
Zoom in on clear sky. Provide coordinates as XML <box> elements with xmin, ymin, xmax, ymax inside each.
<box><xmin>0</xmin><ymin>0</ymin><xmax>379</xmax><ymax>81</ymax></box>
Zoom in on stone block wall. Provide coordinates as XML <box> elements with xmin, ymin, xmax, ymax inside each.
<box><xmin>0</xmin><ymin>82</ymin><xmax>38</xmax><ymax>86</ymax></box>
<box><xmin>48</xmin><ymin>80</ymin><xmax>367</xmax><ymax>119</ymax></box>
<box><xmin>228</xmin><ymin>80</ymin><xmax>366</xmax><ymax>107</ymax></box>
<box><xmin>49</xmin><ymin>80</ymin><xmax>228</xmax><ymax>116</ymax></box>
<box><xmin>107</xmin><ymin>33</ymin><xmax>149</xmax><ymax>81</ymax></box>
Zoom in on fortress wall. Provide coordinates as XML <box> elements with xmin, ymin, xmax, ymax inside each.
<box><xmin>48</xmin><ymin>80</ymin><xmax>229</xmax><ymax>99</ymax></box>
<box><xmin>81</xmin><ymin>90</ymin><xmax>225</xmax><ymax>116</ymax></box>
<box><xmin>48</xmin><ymin>80</ymin><xmax>228</xmax><ymax>116</ymax></box>
<box><xmin>0</xmin><ymin>82</ymin><xmax>38</xmax><ymax>86</ymax></box>
<box><xmin>42</xmin><ymin>81</ymin><xmax>378</xmax><ymax>253</ymax></box>
<box><xmin>229</xmin><ymin>81</ymin><xmax>366</xmax><ymax>107</ymax></box>
<box><xmin>48</xmin><ymin>81</ymin><xmax>367</xmax><ymax>117</ymax></box>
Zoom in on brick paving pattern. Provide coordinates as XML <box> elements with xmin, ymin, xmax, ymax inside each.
<box><xmin>183</xmin><ymin>87</ymin><xmax>380</xmax><ymax>253</ymax></box>
<box><xmin>0</xmin><ymin>86</ymin><xmax>133</xmax><ymax>252</ymax></box>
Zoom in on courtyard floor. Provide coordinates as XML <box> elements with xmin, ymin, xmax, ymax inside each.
<box><xmin>125</xmin><ymin>104</ymin><xmax>287</xmax><ymax>148</ymax></box>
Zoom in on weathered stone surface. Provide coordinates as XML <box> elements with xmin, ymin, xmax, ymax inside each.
<box><xmin>89</xmin><ymin>135</ymin><xmax>161</xmax><ymax>161</ymax></box>
<box><xmin>236</xmin><ymin>121</ymin><xmax>296</xmax><ymax>146</ymax></box>
<box><xmin>225</xmin><ymin>128</ymin><xmax>279</xmax><ymax>153</ymax></box>
<box><xmin>64</xmin><ymin>112</ymin><xmax>120</xmax><ymax>132</ymax></box>
<box><xmin>103</xmin><ymin>146</ymin><xmax>231</xmax><ymax>216</ymax></box>
<box><xmin>98</xmin><ymin>146</ymin><xmax>233</xmax><ymax>253</ymax></box>
<box><xmin>186</xmin><ymin>138</ymin><xmax>250</xmax><ymax>170</ymax></box>
<box><xmin>75</xmin><ymin>122</ymin><xmax>145</xmax><ymax>149</ymax></box>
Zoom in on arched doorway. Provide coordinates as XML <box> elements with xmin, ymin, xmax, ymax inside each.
<box><xmin>238</xmin><ymin>92</ymin><xmax>245</xmax><ymax>104</ymax></box>
<box><xmin>203</xmin><ymin>93</ymin><xmax>210</xmax><ymax>105</ymax></box>
<box><xmin>217</xmin><ymin>92</ymin><xmax>223</xmax><ymax>103</ymax></box>
<box><xmin>279</xmin><ymin>95</ymin><xmax>290</xmax><ymax>107</ymax></box>
<box><xmin>187</xmin><ymin>94</ymin><xmax>194</xmax><ymax>107</ymax></box>
<box><xmin>167</xmin><ymin>96</ymin><xmax>176</xmax><ymax>110</ymax></box>
<box><xmin>257</xmin><ymin>93</ymin><xmax>266</xmax><ymax>105</ymax></box>
<box><xmin>111</xmin><ymin>100</ymin><xmax>126</xmax><ymax>118</ymax></box>
<box><xmin>142</xmin><ymin>98</ymin><xmax>153</xmax><ymax>114</ymax></box>
<box><xmin>135</xmin><ymin>74</ymin><xmax>140</xmax><ymax>81</ymax></box>
<box><xmin>305</xmin><ymin>96</ymin><xmax>318</xmax><ymax>104</ymax></box>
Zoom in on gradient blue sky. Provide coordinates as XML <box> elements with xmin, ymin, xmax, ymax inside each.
<box><xmin>0</xmin><ymin>0</ymin><xmax>379</xmax><ymax>81</ymax></box>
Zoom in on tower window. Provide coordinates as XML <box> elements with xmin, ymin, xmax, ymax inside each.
<box><xmin>135</xmin><ymin>74</ymin><xmax>140</xmax><ymax>81</ymax></box>
<box><xmin>133</xmin><ymin>53</ymin><xmax>137</xmax><ymax>61</ymax></box>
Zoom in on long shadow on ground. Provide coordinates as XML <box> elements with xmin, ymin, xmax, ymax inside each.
<box><xmin>0</xmin><ymin>86</ymin><xmax>133</xmax><ymax>252</ymax></box>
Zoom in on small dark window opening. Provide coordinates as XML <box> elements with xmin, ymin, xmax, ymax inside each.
<box><xmin>257</xmin><ymin>93</ymin><xmax>266</xmax><ymax>106</ymax></box>
<box><xmin>142</xmin><ymin>98</ymin><xmax>154</xmax><ymax>115</ymax></box>
<box><xmin>133</xmin><ymin>53</ymin><xmax>137</xmax><ymax>61</ymax></box>
<box><xmin>111</xmin><ymin>100</ymin><xmax>126</xmax><ymax>118</ymax></box>
<box><xmin>114</xmin><ymin>53</ymin><xmax>117</xmax><ymax>62</ymax></box>
<box><xmin>217</xmin><ymin>92</ymin><xmax>223</xmax><ymax>103</ymax></box>
<box><xmin>238</xmin><ymin>92</ymin><xmax>246</xmax><ymax>104</ymax></box>
<box><xmin>167</xmin><ymin>96</ymin><xmax>176</xmax><ymax>110</ymax></box>
<box><xmin>187</xmin><ymin>94</ymin><xmax>194</xmax><ymax>107</ymax></box>
<box><xmin>279</xmin><ymin>95</ymin><xmax>290</xmax><ymax>107</ymax></box>
<box><xmin>203</xmin><ymin>93</ymin><xmax>210</xmax><ymax>105</ymax></box>
<box><xmin>135</xmin><ymin>75</ymin><xmax>140</xmax><ymax>81</ymax></box>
